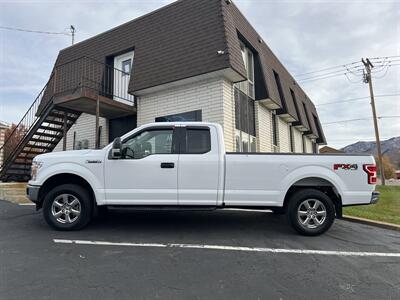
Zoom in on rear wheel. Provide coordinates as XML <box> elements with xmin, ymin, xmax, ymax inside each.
<box><xmin>287</xmin><ymin>189</ymin><xmax>335</xmax><ymax>236</ymax></box>
<box><xmin>43</xmin><ymin>184</ymin><xmax>93</xmax><ymax>231</ymax></box>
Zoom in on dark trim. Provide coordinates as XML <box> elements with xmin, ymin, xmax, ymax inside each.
<box><xmin>272</xmin><ymin>113</ymin><xmax>278</xmax><ymax>147</ymax></box>
<box><xmin>273</xmin><ymin>70</ymin><xmax>288</xmax><ymax>116</ymax></box>
<box><xmin>289</xmin><ymin>125</ymin><xmax>294</xmax><ymax>153</ymax></box>
<box><xmin>302</xmin><ymin>102</ymin><xmax>313</xmax><ymax>135</ymax></box>
<box><xmin>290</xmin><ymin>89</ymin><xmax>303</xmax><ymax>126</ymax></box>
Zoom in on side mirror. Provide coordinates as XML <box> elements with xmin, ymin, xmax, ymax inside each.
<box><xmin>111</xmin><ymin>137</ymin><xmax>122</xmax><ymax>159</ymax></box>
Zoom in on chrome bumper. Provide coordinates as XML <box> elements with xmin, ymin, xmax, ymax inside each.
<box><xmin>370</xmin><ymin>191</ymin><xmax>380</xmax><ymax>204</ymax></box>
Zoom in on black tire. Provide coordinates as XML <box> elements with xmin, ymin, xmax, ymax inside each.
<box><xmin>43</xmin><ymin>184</ymin><xmax>93</xmax><ymax>231</ymax></box>
<box><xmin>287</xmin><ymin>189</ymin><xmax>335</xmax><ymax>236</ymax></box>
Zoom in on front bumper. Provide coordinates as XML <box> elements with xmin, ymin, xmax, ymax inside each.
<box><xmin>370</xmin><ymin>191</ymin><xmax>380</xmax><ymax>204</ymax></box>
<box><xmin>26</xmin><ymin>184</ymin><xmax>41</xmax><ymax>204</ymax></box>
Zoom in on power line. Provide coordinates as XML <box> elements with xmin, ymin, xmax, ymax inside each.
<box><xmin>298</xmin><ymin>62</ymin><xmax>399</xmax><ymax>83</ymax></box>
<box><xmin>316</xmin><ymin>93</ymin><xmax>400</xmax><ymax>106</ymax></box>
<box><xmin>296</xmin><ymin>57</ymin><xmax>400</xmax><ymax>82</ymax></box>
<box><xmin>294</xmin><ymin>61</ymin><xmax>361</xmax><ymax>77</ymax></box>
<box><xmin>322</xmin><ymin>116</ymin><xmax>400</xmax><ymax>125</ymax></box>
<box><xmin>327</xmin><ymin>137</ymin><xmax>394</xmax><ymax>142</ymax></box>
<box><xmin>369</xmin><ymin>55</ymin><xmax>400</xmax><ymax>61</ymax></box>
<box><xmin>0</xmin><ymin>25</ymin><xmax>71</xmax><ymax>36</ymax></box>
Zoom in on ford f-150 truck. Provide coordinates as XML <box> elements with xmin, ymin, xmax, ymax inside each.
<box><xmin>27</xmin><ymin>122</ymin><xmax>379</xmax><ymax>235</ymax></box>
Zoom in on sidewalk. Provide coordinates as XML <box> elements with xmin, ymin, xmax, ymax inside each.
<box><xmin>0</xmin><ymin>182</ymin><xmax>30</xmax><ymax>204</ymax></box>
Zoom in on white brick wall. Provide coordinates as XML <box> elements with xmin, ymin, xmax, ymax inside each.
<box><xmin>293</xmin><ymin>127</ymin><xmax>304</xmax><ymax>153</ymax></box>
<box><xmin>222</xmin><ymin>80</ymin><xmax>235</xmax><ymax>152</ymax></box>
<box><xmin>304</xmin><ymin>136</ymin><xmax>313</xmax><ymax>153</ymax></box>
<box><xmin>54</xmin><ymin>113</ymin><xmax>109</xmax><ymax>151</ymax></box>
<box><xmin>137</xmin><ymin>77</ymin><xmax>236</xmax><ymax>152</ymax></box>
<box><xmin>278</xmin><ymin>116</ymin><xmax>290</xmax><ymax>152</ymax></box>
<box><xmin>255</xmin><ymin>103</ymin><xmax>273</xmax><ymax>152</ymax></box>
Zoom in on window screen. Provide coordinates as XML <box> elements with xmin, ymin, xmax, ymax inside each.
<box><xmin>185</xmin><ymin>129</ymin><xmax>211</xmax><ymax>154</ymax></box>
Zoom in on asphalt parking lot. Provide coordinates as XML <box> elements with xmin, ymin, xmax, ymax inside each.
<box><xmin>1</xmin><ymin>200</ymin><xmax>399</xmax><ymax>300</ymax></box>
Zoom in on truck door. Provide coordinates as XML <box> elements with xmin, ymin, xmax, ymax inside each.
<box><xmin>104</xmin><ymin>126</ymin><xmax>178</xmax><ymax>205</ymax></box>
<box><xmin>177</xmin><ymin>126</ymin><xmax>220</xmax><ymax>205</ymax></box>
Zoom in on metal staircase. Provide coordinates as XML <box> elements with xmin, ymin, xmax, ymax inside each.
<box><xmin>0</xmin><ymin>77</ymin><xmax>81</xmax><ymax>181</ymax></box>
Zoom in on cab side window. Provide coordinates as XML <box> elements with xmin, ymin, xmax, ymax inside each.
<box><xmin>185</xmin><ymin>128</ymin><xmax>211</xmax><ymax>154</ymax></box>
<box><xmin>121</xmin><ymin>129</ymin><xmax>173</xmax><ymax>159</ymax></box>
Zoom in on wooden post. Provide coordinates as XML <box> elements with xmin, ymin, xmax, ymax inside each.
<box><xmin>63</xmin><ymin>111</ymin><xmax>67</xmax><ymax>151</ymax></box>
<box><xmin>362</xmin><ymin>58</ymin><xmax>385</xmax><ymax>185</ymax></box>
<box><xmin>95</xmin><ymin>97</ymin><xmax>100</xmax><ymax>149</ymax></box>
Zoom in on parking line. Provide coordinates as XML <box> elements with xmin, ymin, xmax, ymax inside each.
<box><xmin>53</xmin><ymin>239</ymin><xmax>400</xmax><ymax>257</ymax></box>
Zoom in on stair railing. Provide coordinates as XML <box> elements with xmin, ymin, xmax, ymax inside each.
<box><xmin>0</xmin><ymin>73</ymin><xmax>55</xmax><ymax>172</ymax></box>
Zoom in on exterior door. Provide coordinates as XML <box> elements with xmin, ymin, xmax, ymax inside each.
<box><xmin>177</xmin><ymin>126</ymin><xmax>220</xmax><ymax>205</ymax></box>
<box><xmin>113</xmin><ymin>51</ymin><xmax>135</xmax><ymax>104</ymax></box>
<box><xmin>104</xmin><ymin>126</ymin><xmax>178</xmax><ymax>205</ymax></box>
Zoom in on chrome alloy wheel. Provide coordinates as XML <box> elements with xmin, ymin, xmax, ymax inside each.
<box><xmin>297</xmin><ymin>199</ymin><xmax>327</xmax><ymax>229</ymax></box>
<box><xmin>51</xmin><ymin>194</ymin><xmax>81</xmax><ymax>224</ymax></box>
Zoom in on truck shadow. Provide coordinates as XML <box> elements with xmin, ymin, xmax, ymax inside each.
<box><xmin>85</xmin><ymin>209</ymin><xmax>296</xmax><ymax>239</ymax></box>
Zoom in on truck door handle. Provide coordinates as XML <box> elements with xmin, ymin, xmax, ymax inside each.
<box><xmin>160</xmin><ymin>162</ymin><xmax>175</xmax><ymax>169</ymax></box>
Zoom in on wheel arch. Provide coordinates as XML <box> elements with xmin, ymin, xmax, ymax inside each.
<box><xmin>38</xmin><ymin>173</ymin><xmax>96</xmax><ymax>209</ymax></box>
<box><xmin>282</xmin><ymin>177</ymin><xmax>343</xmax><ymax>217</ymax></box>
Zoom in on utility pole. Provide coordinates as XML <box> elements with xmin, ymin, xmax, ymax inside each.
<box><xmin>362</xmin><ymin>58</ymin><xmax>385</xmax><ymax>186</ymax></box>
<box><xmin>70</xmin><ymin>25</ymin><xmax>75</xmax><ymax>45</ymax></box>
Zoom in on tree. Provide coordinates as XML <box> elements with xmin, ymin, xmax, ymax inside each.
<box><xmin>2</xmin><ymin>124</ymin><xmax>27</xmax><ymax>164</ymax></box>
<box><xmin>376</xmin><ymin>155</ymin><xmax>396</xmax><ymax>180</ymax></box>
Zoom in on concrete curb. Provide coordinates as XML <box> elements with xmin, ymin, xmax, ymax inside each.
<box><xmin>342</xmin><ymin>215</ymin><xmax>400</xmax><ymax>231</ymax></box>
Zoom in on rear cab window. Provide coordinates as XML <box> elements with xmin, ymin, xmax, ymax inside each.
<box><xmin>184</xmin><ymin>128</ymin><xmax>211</xmax><ymax>154</ymax></box>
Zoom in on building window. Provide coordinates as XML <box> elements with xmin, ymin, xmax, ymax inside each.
<box><xmin>121</xmin><ymin>59</ymin><xmax>132</xmax><ymax>76</ymax></box>
<box><xmin>155</xmin><ymin>110</ymin><xmax>202</xmax><ymax>122</ymax></box>
<box><xmin>302</xmin><ymin>102</ymin><xmax>312</xmax><ymax>131</ymax></box>
<box><xmin>272</xmin><ymin>113</ymin><xmax>278</xmax><ymax>148</ymax></box>
<box><xmin>234</xmin><ymin>42</ymin><xmax>256</xmax><ymax>152</ymax></box>
<box><xmin>235</xmin><ymin>129</ymin><xmax>256</xmax><ymax>152</ymax></box>
<box><xmin>237</xmin><ymin>42</ymin><xmax>255</xmax><ymax>99</ymax></box>
<box><xmin>312</xmin><ymin>141</ymin><xmax>318</xmax><ymax>154</ymax></box>
<box><xmin>289</xmin><ymin>125</ymin><xmax>294</xmax><ymax>153</ymax></box>
<box><xmin>290</xmin><ymin>89</ymin><xmax>301</xmax><ymax>122</ymax></box>
<box><xmin>273</xmin><ymin>71</ymin><xmax>286</xmax><ymax>107</ymax></box>
<box><xmin>234</xmin><ymin>89</ymin><xmax>256</xmax><ymax>152</ymax></box>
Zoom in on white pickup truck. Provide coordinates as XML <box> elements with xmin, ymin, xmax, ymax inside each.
<box><xmin>27</xmin><ymin>122</ymin><xmax>379</xmax><ymax>235</ymax></box>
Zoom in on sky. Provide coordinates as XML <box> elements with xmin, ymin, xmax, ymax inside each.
<box><xmin>0</xmin><ymin>0</ymin><xmax>399</xmax><ymax>148</ymax></box>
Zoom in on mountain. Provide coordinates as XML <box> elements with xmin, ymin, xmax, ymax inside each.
<box><xmin>341</xmin><ymin>136</ymin><xmax>400</xmax><ymax>168</ymax></box>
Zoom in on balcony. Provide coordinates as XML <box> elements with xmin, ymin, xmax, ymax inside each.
<box><xmin>42</xmin><ymin>56</ymin><xmax>136</xmax><ymax>118</ymax></box>
<box><xmin>0</xmin><ymin>56</ymin><xmax>137</xmax><ymax>181</ymax></box>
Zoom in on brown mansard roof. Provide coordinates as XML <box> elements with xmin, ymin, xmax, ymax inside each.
<box><xmin>53</xmin><ymin>0</ymin><xmax>326</xmax><ymax>144</ymax></box>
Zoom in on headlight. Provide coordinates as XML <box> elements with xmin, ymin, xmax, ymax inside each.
<box><xmin>31</xmin><ymin>161</ymin><xmax>43</xmax><ymax>181</ymax></box>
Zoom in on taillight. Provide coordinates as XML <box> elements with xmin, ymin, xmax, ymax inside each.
<box><xmin>363</xmin><ymin>164</ymin><xmax>377</xmax><ymax>184</ymax></box>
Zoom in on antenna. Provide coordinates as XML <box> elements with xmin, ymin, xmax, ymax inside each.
<box><xmin>70</xmin><ymin>25</ymin><xmax>75</xmax><ymax>45</ymax></box>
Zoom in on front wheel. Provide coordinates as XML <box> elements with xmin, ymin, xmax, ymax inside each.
<box><xmin>287</xmin><ymin>189</ymin><xmax>336</xmax><ymax>236</ymax></box>
<box><xmin>43</xmin><ymin>184</ymin><xmax>93</xmax><ymax>231</ymax></box>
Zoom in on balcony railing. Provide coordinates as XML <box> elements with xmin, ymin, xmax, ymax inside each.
<box><xmin>51</xmin><ymin>56</ymin><xmax>135</xmax><ymax>104</ymax></box>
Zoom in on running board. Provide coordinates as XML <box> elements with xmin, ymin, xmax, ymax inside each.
<box><xmin>106</xmin><ymin>205</ymin><xmax>217</xmax><ymax>212</ymax></box>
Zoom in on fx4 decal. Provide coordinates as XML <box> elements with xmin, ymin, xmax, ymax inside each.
<box><xmin>333</xmin><ymin>164</ymin><xmax>358</xmax><ymax>171</ymax></box>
